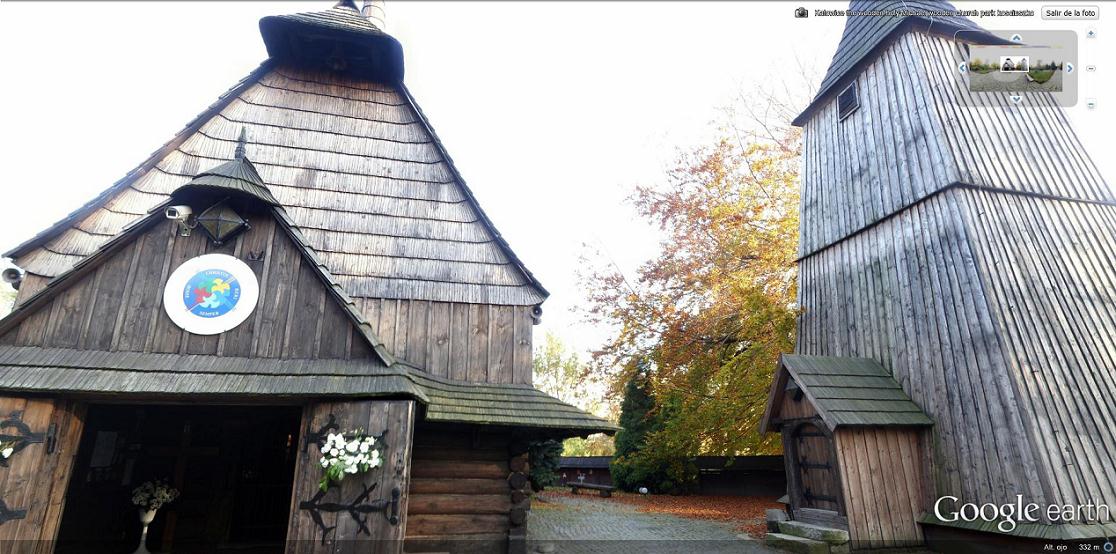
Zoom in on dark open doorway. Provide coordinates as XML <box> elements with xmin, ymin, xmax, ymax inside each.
<box><xmin>56</xmin><ymin>404</ymin><xmax>302</xmax><ymax>553</ymax></box>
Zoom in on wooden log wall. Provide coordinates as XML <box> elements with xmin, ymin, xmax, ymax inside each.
<box><xmin>405</xmin><ymin>424</ymin><xmax>517</xmax><ymax>554</ymax></box>
<box><xmin>0</xmin><ymin>396</ymin><xmax>85</xmax><ymax>553</ymax></box>
<box><xmin>0</xmin><ymin>216</ymin><xmax>371</xmax><ymax>360</ymax></box>
<box><xmin>506</xmin><ymin>447</ymin><xmax>531</xmax><ymax>554</ymax></box>
<box><xmin>356</xmin><ymin>299</ymin><xmax>534</xmax><ymax>384</ymax></box>
<box><xmin>834</xmin><ymin>428</ymin><xmax>927</xmax><ymax>549</ymax></box>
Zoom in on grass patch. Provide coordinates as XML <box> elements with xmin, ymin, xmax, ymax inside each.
<box><xmin>1029</xmin><ymin>69</ymin><xmax>1056</xmax><ymax>84</ymax></box>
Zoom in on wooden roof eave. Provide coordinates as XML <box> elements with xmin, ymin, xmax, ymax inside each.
<box><xmin>760</xmin><ymin>355</ymin><xmax>840</xmax><ymax>433</ymax></box>
<box><xmin>396</xmin><ymin>83</ymin><xmax>550</xmax><ymax>304</ymax></box>
<box><xmin>3</xmin><ymin>62</ymin><xmax>276</xmax><ymax>260</ymax></box>
<box><xmin>759</xmin><ymin>358</ymin><xmax>790</xmax><ymax>434</ymax></box>
<box><xmin>0</xmin><ymin>205</ymin><xmax>169</xmax><ymax>337</ymax></box>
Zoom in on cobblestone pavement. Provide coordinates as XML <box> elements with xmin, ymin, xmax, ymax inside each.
<box><xmin>528</xmin><ymin>494</ymin><xmax>780</xmax><ymax>554</ymax></box>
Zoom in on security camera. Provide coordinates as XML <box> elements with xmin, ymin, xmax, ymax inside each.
<box><xmin>165</xmin><ymin>205</ymin><xmax>196</xmax><ymax>237</ymax></box>
<box><xmin>165</xmin><ymin>205</ymin><xmax>193</xmax><ymax>221</ymax></box>
<box><xmin>2</xmin><ymin>267</ymin><xmax>23</xmax><ymax>289</ymax></box>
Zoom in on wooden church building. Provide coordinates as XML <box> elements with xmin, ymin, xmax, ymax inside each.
<box><xmin>0</xmin><ymin>1</ymin><xmax>613</xmax><ymax>552</ymax></box>
<box><xmin>762</xmin><ymin>1</ymin><xmax>1115</xmax><ymax>551</ymax></box>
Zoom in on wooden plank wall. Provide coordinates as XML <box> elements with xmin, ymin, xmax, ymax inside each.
<box><xmin>835</xmin><ymin>428</ymin><xmax>926</xmax><ymax>549</ymax></box>
<box><xmin>798</xmin><ymin>32</ymin><xmax>959</xmax><ymax>258</ymax></box>
<box><xmin>405</xmin><ymin>424</ymin><xmax>514</xmax><ymax>554</ymax></box>
<box><xmin>797</xmin><ymin>28</ymin><xmax>1116</xmax><ymax>531</ymax></box>
<box><xmin>957</xmin><ymin>189</ymin><xmax>1116</xmax><ymax>517</ymax></box>
<box><xmin>357</xmin><ymin>299</ymin><xmax>533</xmax><ymax>384</ymax></box>
<box><xmin>795</xmin><ymin>190</ymin><xmax>1051</xmax><ymax>517</ymax></box>
<box><xmin>0</xmin><ymin>216</ymin><xmax>369</xmax><ymax>360</ymax></box>
<box><xmin>286</xmin><ymin>400</ymin><xmax>416</xmax><ymax>554</ymax></box>
<box><xmin>798</xmin><ymin>32</ymin><xmax>1112</xmax><ymax>260</ymax></box>
<box><xmin>916</xmin><ymin>34</ymin><xmax>1112</xmax><ymax>203</ymax></box>
<box><xmin>0</xmin><ymin>396</ymin><xmax>85</xmax><ymax>553</ymax></box>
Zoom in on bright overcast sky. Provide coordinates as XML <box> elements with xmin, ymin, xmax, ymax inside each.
<box><xmin>0</xmin><ymin>2</ymin><xmax>1111</xmax><ymax>357</ymax></box>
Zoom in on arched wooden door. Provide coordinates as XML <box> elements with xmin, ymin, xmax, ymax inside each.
<box><xmin>788</xmin><ymin>422</ymin><xmax>842</xmax><ymax>513</ymax></box>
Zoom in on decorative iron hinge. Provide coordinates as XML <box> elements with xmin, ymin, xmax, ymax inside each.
<box><xmin>0</xmin><ymin>411</ymin><xmax>51</xmax><ymax>467</ymax></box>
<box><xmin>299</xmin><ymin>484</ymin><xmax>401</xmax><ymax>545</ymax></box>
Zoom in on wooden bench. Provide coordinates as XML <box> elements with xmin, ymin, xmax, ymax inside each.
<box><xmin>568</xmin><ymin>482</ymin><xmax>615</xmax><ymax>498</ymax></box>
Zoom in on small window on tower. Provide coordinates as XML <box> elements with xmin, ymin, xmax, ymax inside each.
<box><xmin>837</xmin><ymin>82</ymin><xmax>859</xmax><ymax>121</ymax></box>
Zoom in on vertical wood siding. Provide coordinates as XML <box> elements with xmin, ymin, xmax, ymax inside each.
<box><xmin>357</xmin><ymin>299</ymin><xmax>534</xmax><ymax>385</ymax></box>
<box><xmin>916</xmin><ymin>35</ymin><xmax>1112</xmax><ymax>201</ymax></box>
<box><xmin>796</xmin><ymin>190</ymin><xmax>1051</xmax><ymax>518</ymax></box>
<box><xmin>835</xmin><ymin>428</ymin><xmax>927</xmax><ymax>549</ymax></box>
<box><xmin>799</xmin><ymin>33</ymin><xmax>960</xmax><ymax>258</ymax></box>
<box><xmin>799</xmin><ymin>33</ymin><xmax>1112</xmax><ymax>259</ymax></box>
<box><xmin>958</xmin><ymin>189</ymin><xmax>1116</xmax><ymax>511</ymax></box>
<box><xmin>797</xmin><ymin>27</ymin><xmax>1116</xmax><ymax>539</ymax></box>
<box><xmin>0</xmin><ymin>217</ymin><xmax>370</xmax><ymax>360</ymax></box>
<box><xmin>286</xmin><ymin>400</ymin><xmax>416</xmax><ymax>554</ymax></box>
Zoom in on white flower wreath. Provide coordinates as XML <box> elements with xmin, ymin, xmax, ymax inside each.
<box><xmin>318</xmin><ymin>432</ymin><xmax>382</xmax><ymax>491</ymax></box>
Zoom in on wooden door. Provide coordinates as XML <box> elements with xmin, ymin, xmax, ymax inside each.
<box><xmin>0</xmin><ymin>396</ymin><xmax>85</xmax><ymax>554</ymax></box>
<box><xmin>789</xmin><ymin>422</ymin><xmax>842</xmax><ymax>513</ymax></box>
<box><xmin>285</xmin><ymin>400</ymin><xmax>415</xmax><ymax>554</ymax></box>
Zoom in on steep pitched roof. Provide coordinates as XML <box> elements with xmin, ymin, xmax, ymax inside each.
<box><xmin>6</xmin><ymin>8</ymin><xmax>546</xmax><ymax>306</ymax></box>
<box><xmin>761</xmin><ymin>354</ymin><xmax>933</xmax><ymax>431</ymax></box>
<box><xmin>793</xmin><ymin>0</ymin><xmax>1011</xmax><ymax>126</ymax></box>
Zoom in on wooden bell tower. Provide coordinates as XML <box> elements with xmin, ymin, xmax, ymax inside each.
<box><xmin>787</xmin><ymin>0</ymin><xmax>1115</xmax><ymax>548</ymax></box>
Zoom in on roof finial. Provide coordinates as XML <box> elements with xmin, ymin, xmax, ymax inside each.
<box><xmin>362</xmin><ymin>0</ymin><xmax>386</xmax><ymax>31</ymax></box>
<box><xmin>235</xmin><ymin>127</ymin><xmax>248</xmax><ymax>160</ymax></box>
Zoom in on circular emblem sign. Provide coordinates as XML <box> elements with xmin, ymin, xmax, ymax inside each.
<box><xmin>163</xmin><ymin>254</ymin><xmax>259</xmax><ymax>335</ymax></box>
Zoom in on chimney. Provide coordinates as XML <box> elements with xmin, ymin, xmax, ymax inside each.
<box><xmin>362</xmin><ymin>0</ymin><xmax>386</xmax><ymax>31</ymax></box>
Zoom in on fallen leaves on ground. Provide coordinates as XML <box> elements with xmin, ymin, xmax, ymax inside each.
<box><xmin>535</xmin><ymin>489</ymin><xmax>783</xmax><ymax>538</ymax></box>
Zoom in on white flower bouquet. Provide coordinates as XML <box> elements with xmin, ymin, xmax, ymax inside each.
<box><xmin>318</xmin><ymin>432</ymin><xmax>382</xmax><ymax>491</ymax></box>
<box><xmin>132</xmin><ymin>480</ymin><xmax>180</xmax><ymax>512</ymax></box>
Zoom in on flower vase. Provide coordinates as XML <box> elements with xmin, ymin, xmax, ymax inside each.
<box><xmin>134</xmin><ymin>509</ymin><xmax>157</xmax><ymax>554</ymax></box>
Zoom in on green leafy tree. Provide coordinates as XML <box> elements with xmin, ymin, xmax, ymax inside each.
<box><xmin>528</xmin><ymin>439</ymin><xmax>563</xmax><ymax>491</ymax></box>
<box><xmin>582</xmin><ymin>85</ymin><xmax>805</xmax><ymax>479</ymax></box>
<box><xmin>609</xmin><ymin>363</ymin><xmax>694</xmax><ymax>492</ymax></box>
<box><xmin>532</xmin><ymin>332</ymin><xmax>616</xmax><ymax>457</ymax></box>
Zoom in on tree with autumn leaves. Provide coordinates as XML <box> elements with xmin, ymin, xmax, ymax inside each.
<box><xmin>583</xmin><ymin>90</ymin><xmax>803</xmax><ymax>490</ymax></box>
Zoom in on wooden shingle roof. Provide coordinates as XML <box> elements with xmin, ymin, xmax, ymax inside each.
<box><xmin>6</xmin><ymin>8</ymin><xmax>546</xmax><ymax>306</ymax></box>
<box><xmin>793</xmin><ymin>0</ymin><xmax>1011</xmax><ymax>125</ymax></box>
<box><xmin>0</xmin><ymin>346</ymin><xmax>616</xmax><ymax>434</ymax></box>
<box><xmin>761</xmin><ymin>354</ymin><xmax>933</xmax><ymax>431</ymax></box>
